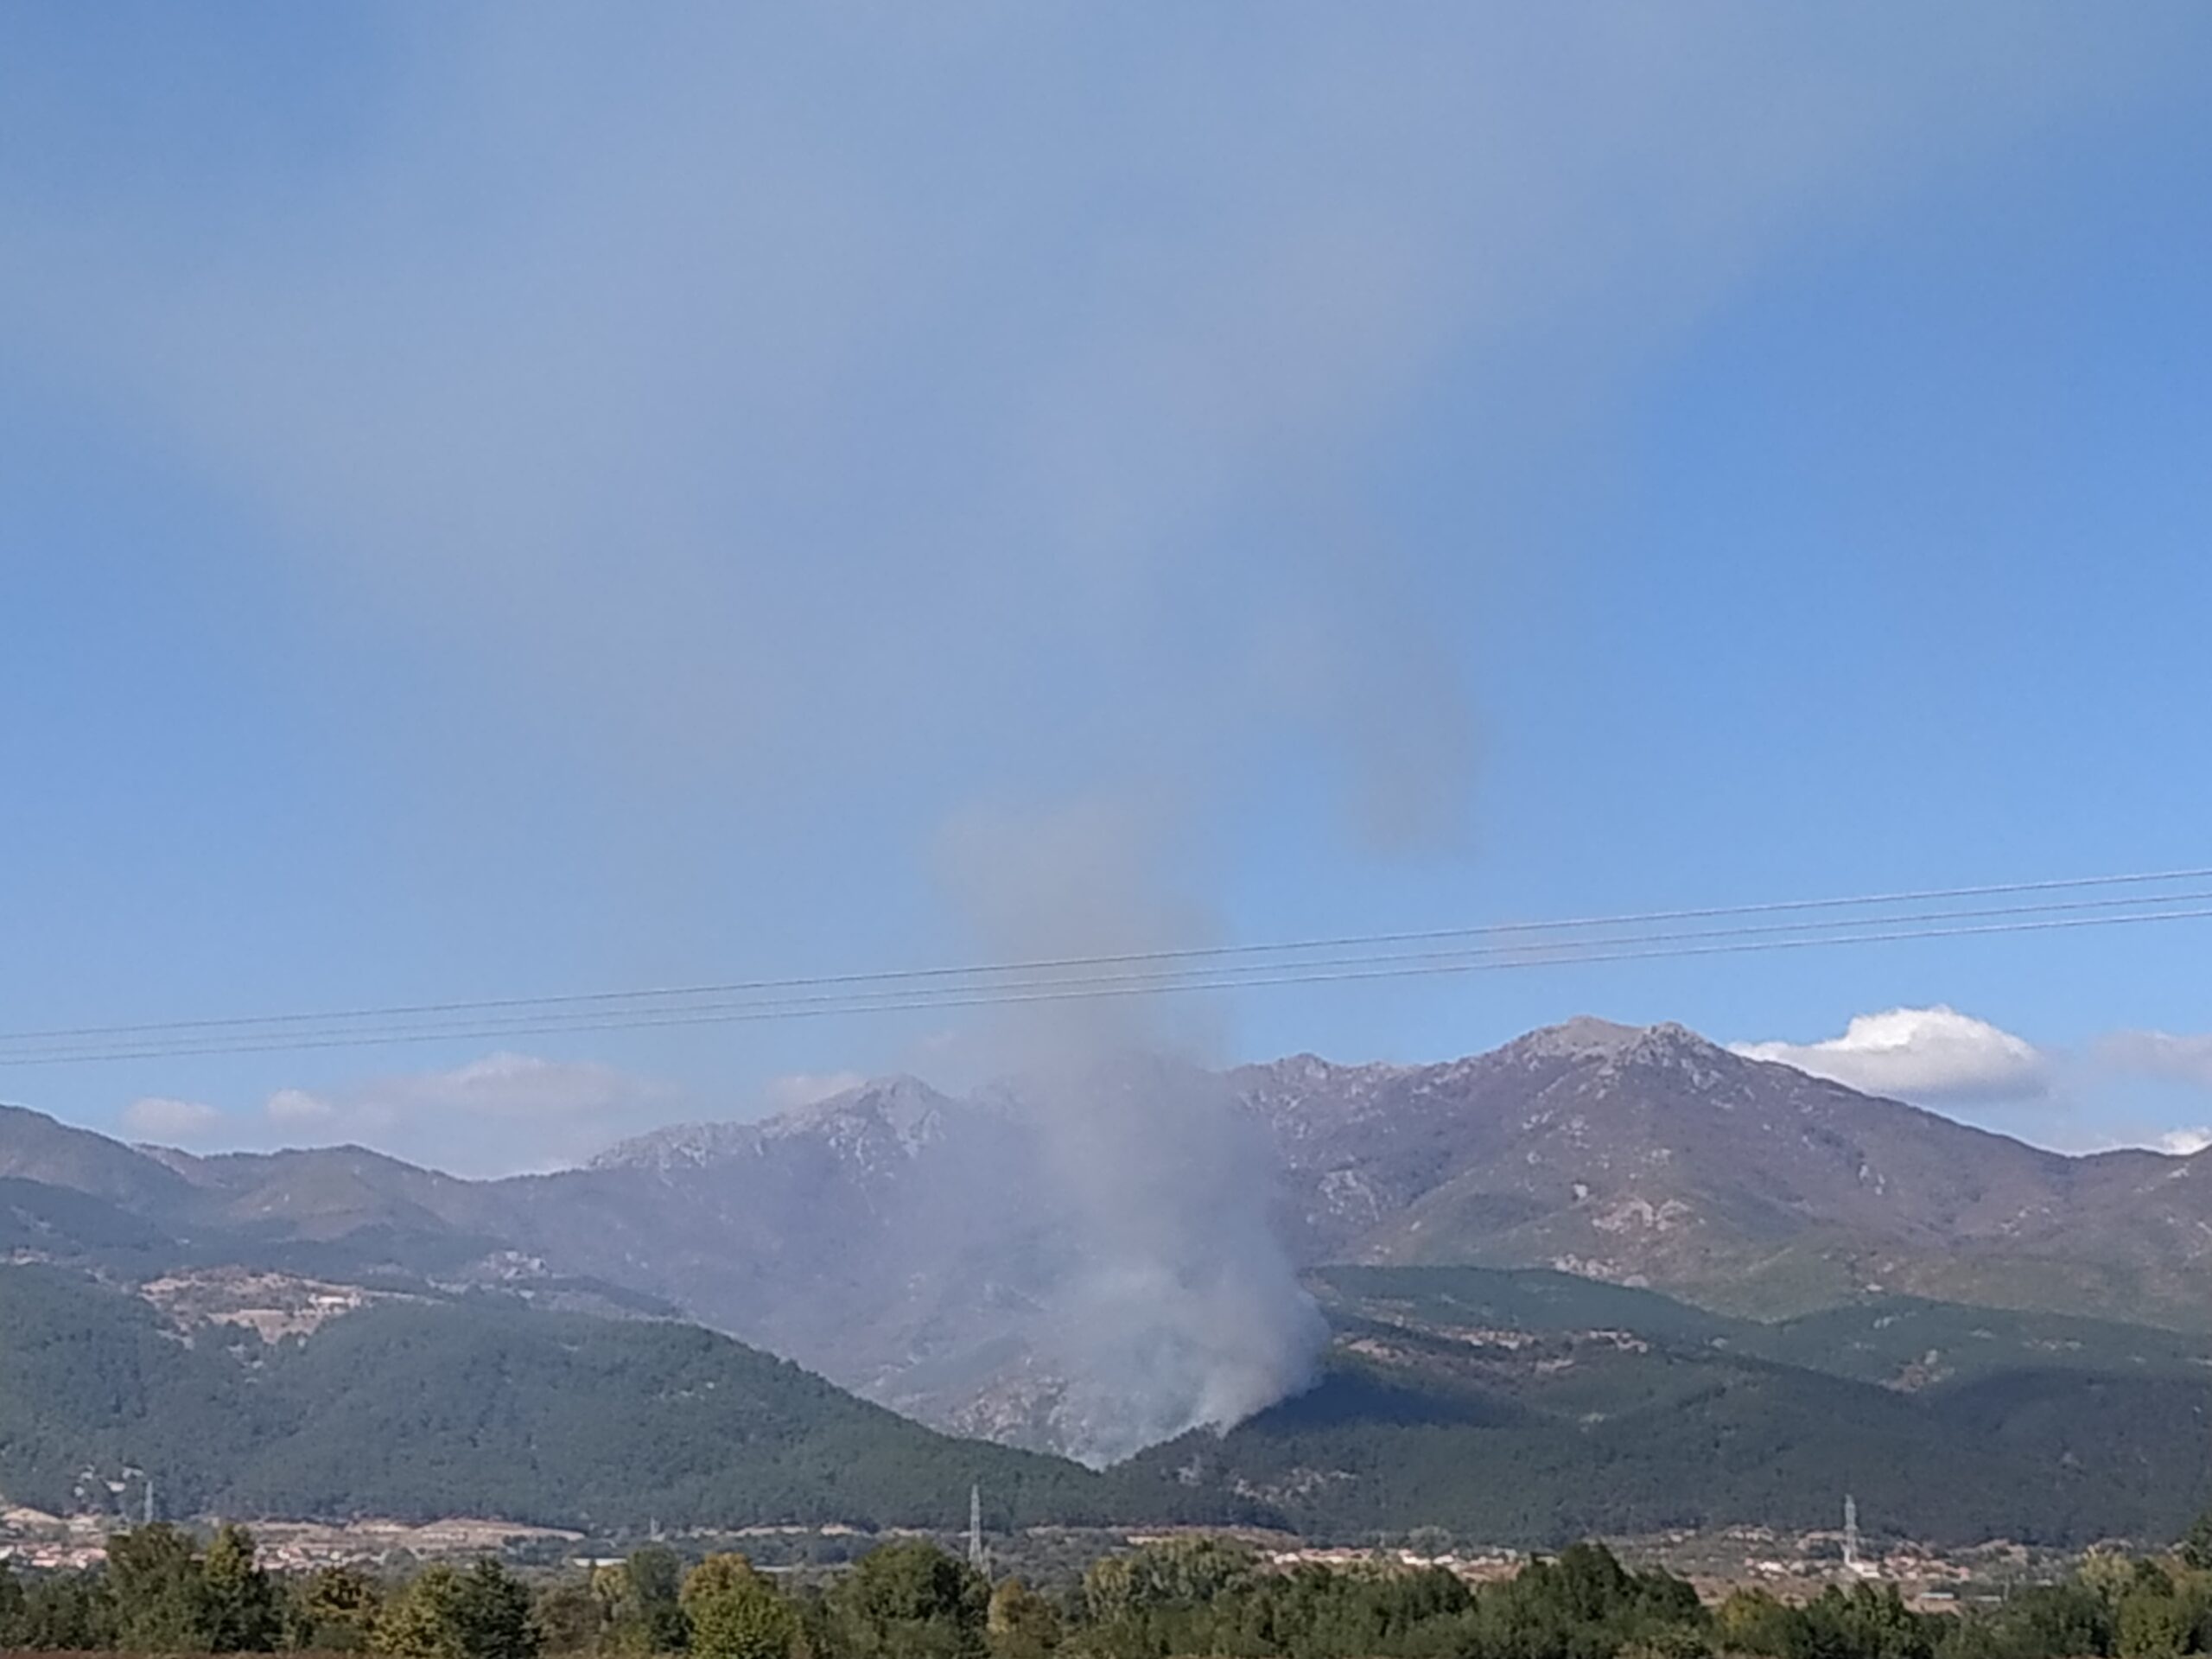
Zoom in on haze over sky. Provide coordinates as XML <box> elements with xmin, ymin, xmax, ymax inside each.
<box><xmin>4</xmin><ymin>5</ymin><xmax>2210</xmax><ymax>1174</ymax></box>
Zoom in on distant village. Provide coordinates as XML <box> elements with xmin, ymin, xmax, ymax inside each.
<box><xmin>0</xmin><ymin>1499</ymin><xmax>2084</xmax><ymax>1605</ymax></box>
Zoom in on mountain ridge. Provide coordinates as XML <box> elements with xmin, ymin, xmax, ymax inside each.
<box><xmin>6</xmin><ymin>1255</ymin><xmax>2206</xmax><ymax>1548</ymax></box>
<box><xmin>5</xmin><ymin>1018</ymin><xmax>2209</xmax><ymax>1456</ymax></box>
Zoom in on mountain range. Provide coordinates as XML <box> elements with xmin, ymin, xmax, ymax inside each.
<box><xmin>1237</xmin><ymin>1018</ymin><xmax>2212</xmax><ymax>1324</ymax></box>
<box><xmin>4</xmin><ymin>1251</ymin><xmax>2208</xmax><ymax>1548</ymax></box>
<box><xmin>5</xmin><ymin>1016</ymin><xmax>2210</xmax><ymax>1467</ymax></box>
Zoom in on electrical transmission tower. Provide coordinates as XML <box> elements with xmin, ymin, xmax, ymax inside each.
<box><xmin>968</xmin><ymin>1484</ymin><xmax>985</xmax><ymax>1575</ymax></box>
<box><xmin>1843</xmin><ymin>1495</ymin><xmax>1860</xmax><ymax>1573</ymax></box>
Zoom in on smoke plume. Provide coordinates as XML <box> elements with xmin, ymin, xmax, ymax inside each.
<box><xmin>1033</xmin><ymin>1051</ymin><xmax>1327</xmax><ymax>1464</ymax></box>
<box><xmin>938</xmin><ymin>798</ymin><xmax>1327</xmax><ymax>1463</ymax></box>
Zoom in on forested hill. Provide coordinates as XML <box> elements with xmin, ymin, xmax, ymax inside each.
<box><xmin>0</xmin><ymin>1265</ymin><xmax>1247</xmax><ymax>1533</ymax></box>
<box><xmin>8</xmin><ymin>1259</ymin><xmax>2212</xmax><ymax>1549</ymax></box>
<box><xmin>1124</xmin><ymin>1266</ymin><xmax>2212</xmax><ymax>1549</ymax></box>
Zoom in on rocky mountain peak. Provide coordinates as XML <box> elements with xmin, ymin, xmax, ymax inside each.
<box><xmin>1518</xmin><ymin>1014</ymin><xmax>1646</xmax><ymax>1056</ymax></box>
<box><xmin>765</xmin><ymin>1073</ymin><xmax>952</xmax><ymax>1157</ymax></box>
<box><xmin>589</xmin><ymin>1073</ymin><xmax>958</xmax><ymax>1173</ymax></box>
<box><xmin>1507</xmin><ymin>1016</ymin><xmax>1722</xmax><ymax>1065</ymax></box>
<box><xmin>588</xmin><ymin>1116</ymin><xmax>761</xmax><ymax>1173</ymax></box>
<box><xmin>779</xmin><ymin>1072</ymin><xmax>941</xmax><ymax>1126</ymax></box>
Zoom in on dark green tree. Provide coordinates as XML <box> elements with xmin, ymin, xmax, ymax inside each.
<box><xmin>1716</xmin><ymin>1588</ymin><xmax>1800</xmax><ymax>1658</ymax></box>
<box><xmin>1722</xmin><ymin>1583</ymin><xmax>1935</xmax><ymax>1659</ymax></box>
<box><xmin>107</xmin><ymin>1522</ymin><xmax>213</xmax><ymax>1652</ymax></box>
<box><xmin>1082</xmin><ymin>1537</ymin><xmax>1257</xmax><ymax>1624</ymax></box>
<box><xmin>203</xmin><ymin>1523</ymin><xmax>281</xmax><ymax>1651</ymax></box>
<box><xmin>20</xmin><ymin>1568</ymin><xmax>118</xmax><ymax>1650</ymax></box>
<box><xmin>2116</xmin><ymin>1590</ymin><xmax>2191</xmax><ymax>1659</ymax></box>
<box><xmin>531</xmin><ymin>1576</ymin><xmax>607</xmax><ymax>1656</ymax></box>
<box><xmin>1546</xmin><ymin>1541</ymin><xmax>1642</xmax><ymax>1623</ymax></box>
<box><xmin>0</xmin><ymin>1559</ymin><xmax>25</xmax><ymax>1649</ymax></box>
<box><xmin>1996</xmin><ymin>1582</ymin><xmax>2114</xmax><ymax>1659</ymax></box>
<box><xmin>683</xmin><ymin>1554</ymin><xmax>798</xmax><ymax>1659</ymax></box>
<box><xmin>2182</xmin><ymin>1510</ymin><xmax>2212</xmax><ymax>1573</ymax></box>
<box><xmin>290</xmin><ymin>1564</ymin><xmax>384</xmax><ymax>1652</ymax></box>
<box><xmin>829</xmin><ymin>1541</ymin><xmax>988</xmax><ymax>1659</ymax></box>
<box><xmin>454</xmin><ymin>1558</ymin><xmax>543</xmax><ymax>1659</ymax></box>
<box><xmin>376</xmin><ymin>1567</ymin><xmax>474</xmax><ymax>1659</ymax></box>
<box><xmin>985</xmin><ymin>1580</ymin><xmax>1060</xmax><ymax>1659</ymax></box>
<box><xmin>617</xmin><ymin>1545</ymin><xmax>692</xmax><ymax>1653</ymax></box>
<box><xmin>374</xmin><ymin>1562</ymin><xmax>538</xmax><ymax>1659</ymax></box>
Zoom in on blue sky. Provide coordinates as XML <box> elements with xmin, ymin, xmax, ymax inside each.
<box><xmin>3</xmin><ymin>4</ymin><xmax>2210</xmax><ymax>1173</ymax></box>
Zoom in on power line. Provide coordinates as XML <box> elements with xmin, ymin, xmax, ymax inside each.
<box><xmin>4</xmin><ymin>863</ymin><xmax>2209</xmax><ymax>1052</ymax></box>
<box><xmin>10</xmin><ymin>886</ymin><xmax>2210</xmax><ymax>1062</ymax></box>
<box><xmin>9</xmin><ymin>881</ymin><xmax>2206</xmax><ymax>1060</ymax></box>
<box><xmin>3</xmin><ymin>884</ymin><xmax>2208</xmax><ymax>1066</ymax></box>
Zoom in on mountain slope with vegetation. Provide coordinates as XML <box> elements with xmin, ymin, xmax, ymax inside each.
<box><xmin>0</xmin><ymin>1265</ymin><xmax>1243</xmax><ymax>1533</ymax></box>
<box><xmin>1140</xmin><ymin>1275</ymin><xmax>2212</xmax><ymax>1548</ymax></box>
<box><xmin>5</xmin><ymin>1017</ymin><xmax>2211</xmax><ymax>1465</ymax></box>
<box><xmin>1311</xmin><ymin>1264</ymin><xmax>2212</xmax><ymax>1390</ymax></box>
<box><xmin>3</xmin><ymin>1257</ymin><xmax>2207</xmax><ymax>1548</ymax></box>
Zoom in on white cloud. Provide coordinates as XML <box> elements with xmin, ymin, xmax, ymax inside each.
<box><xmin>1732</xmin><ymin>1006</ymin><xmax>2051</xmax><ymax>1103</ymax></box>
<box><xmin>123</xmin><ymin>1096</ymin><xmax>226</xmax><ymax>1142</ymax></box>
<box><xmin>2041</xmin><ymin>1122</ymin><xmax>2212</xmax><ymax>1159</ymax></box>
<box><xmin>2097</xmin><ymin>1030</ymin><xmax>2212</xmax><ymax>1090</ymax></box>
<box><xmin>1736</xmin><ymin>1014</ymin><xmax>2212</xmax><ymax>1156</ymax></box>
<box><xmin>261</xmin><ymin>1052</ymin><xmax>678</xmax><ymax>1177</ymax></box>
<box><xmin>760</xmin><ymin>1071</ymin><xmax>867</xmax><ymax>1113</ymax></box>
<box><xmin>265</xmin><ymin>1088</ymin><xmax>338</xmax><ymax>1124</ymax></box>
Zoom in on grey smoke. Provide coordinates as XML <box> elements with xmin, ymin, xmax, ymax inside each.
<box><xmin>938</xmin><ymin>798</ymin><xmax>1327</xmax><ymax>1463</ymax></box>
<box><xmin>1026</xmin><ymin>1052</ymin><xmax>1326</xmax><ymax>1465</ymax></box>
<box><xmin>9</xmin><ymin>7</ymin><xmax>2165</xmax><ymax>883</ymax></box>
